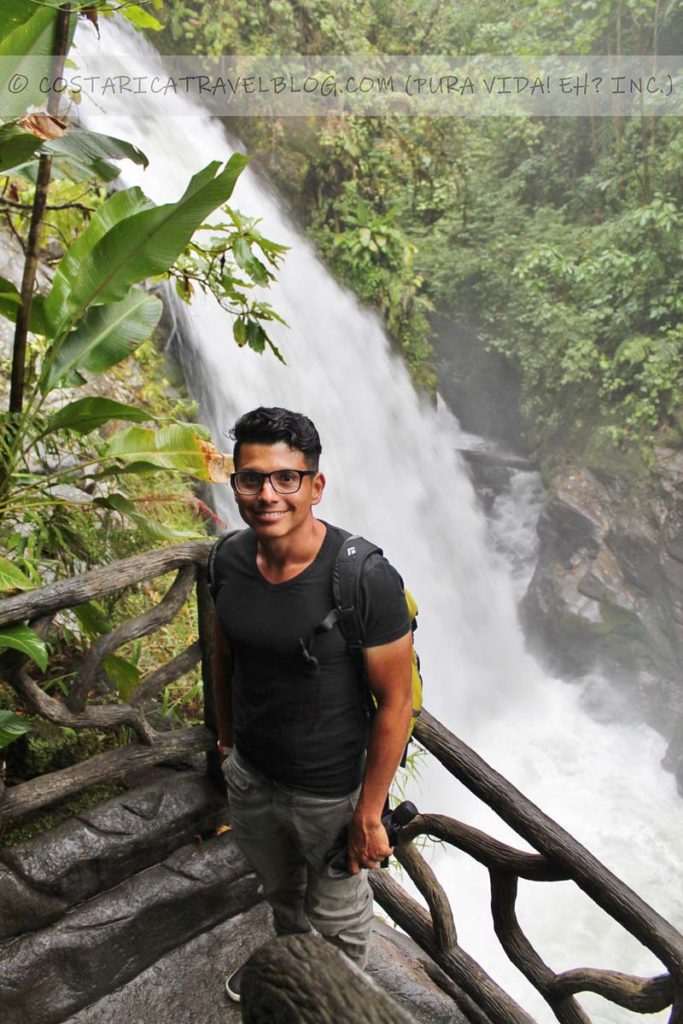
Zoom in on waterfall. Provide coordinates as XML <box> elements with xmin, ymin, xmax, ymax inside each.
<box><xmin>75</xmin><ymin>19</ymin><xmax>683</xmax><ymax>1022</ymax></box>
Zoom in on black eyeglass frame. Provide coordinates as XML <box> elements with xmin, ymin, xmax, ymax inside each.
<box><xmin>230</xmin><ymin>469</ymin><xmax>318</xmax><ymax>495</ymax></box>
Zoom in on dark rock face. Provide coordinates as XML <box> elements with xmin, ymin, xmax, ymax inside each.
<box><xmin>368</xmin><ymin>922</ymin><xmax>470</xmax><ymax>1024</ymax></box>
<box><xmin>0</xmin><ymin>768</ymin><xmax>227</xmax><ymax>940</ymax></box>
<box><xmin>431</xmin><ymin>313</ymin><xmax>525</xmax><ymax>450</ymax></box>
<box><xmin>521</xmin><ymin>459</ymin><xmax>683</xmax><ymax>758</ymax></box>
<box><xmin>2</xmin><ymin>774</ymin><xmax>465</xmax><ymax>1024</ymax></box>
<box><xmin>1</xmin><ymin>832</ymin><xmax>259</xmax><ymax>1024</ymax></box>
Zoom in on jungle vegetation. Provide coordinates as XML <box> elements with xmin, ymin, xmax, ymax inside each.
<box><xmin>0</xmin><ymin>0</ymin><xmax>286</xmax><ymax>796</ymax></box>
<box><xmin>163</xmin><ymin>0</ymin><xmax>683</xmax><ymax>457</ymax></box>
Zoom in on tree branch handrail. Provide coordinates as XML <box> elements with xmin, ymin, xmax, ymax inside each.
<box><xmin>2</xmin><ymin>548</ymin><xmax>683</xmax><ymax>1024</ymax></box>
<box><xmin>395</xmin><ymin>710</ymin><xmax>683</xmax><ymax>1024</ymax></box>
<box><xmin>0</xmin><ymin>543</ymin><xmax>216</xmax><ymax>823</ymax></box>
<box><xmin>0</xmin><ymin>541</ymin><xmax>212</xmax><ymax>628</ymax></box>
<box><xmin>414</xmin><ymin>710</ymin><xmax>683</xmax><ymax>975</ymax></box>
<box><xmin>68</xmin><ymin>563</ymin><xmax>197</xmax><ymax>712</ymax></box>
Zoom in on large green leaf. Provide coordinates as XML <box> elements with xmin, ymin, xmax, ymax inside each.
<box><xmin>0</xmin><ymin>624</ymin><xmax>48</xmax><ymax>671</ymax></box>
<box><xmin>45</xmin><ymin>186</ymin><xmax>154</xmax><ymax>333</ymax></box>
<box><xmin>0</xmin><ymin>3</ymin><xmax>73</xmax><ymax>119</ymax></box>
<box><xmin>0</xmin><ymin>556</ymin><xmax>35</xmax><ymax>593</ymax></box>
<box><xmin>47</xmin><ymin>156</ymin><xmax>249</xmax><ymax>336</ymax></box>
<box><xmin>45</xmin><ymin>128</ymin><xmax>149</xmax><ymax>183</ymax></box>
<box><xmin>0</xmin><ymin>709</ymin><xmax>32</xmax><ymax>750</ymax></box>
<box><xmin>92</xmin><ymin>460</ymin><xmax>164</xmax><ymax>479</ymax></box>
<box><xmin>1</xmin><ymin>0</ymin><xmax>44</xmax><ymax>40</ymax></box>
<box><xmin>44</xmin><ymin>289</ymin><xmax>162</xmax><ymax>391</ymax></box>
<box><xmin>0</xmin><ymin>123</ymin><xmax>43</xmax><ymax>173</ymax></box>
<box><xmin>94</xmin><ymin>492</ymin><xmax>202</xmax><ymax>541</ymax></box>
<box><xmin>102</xmin><ymin>423</ymin><xmax>216</xmax><ymax>480</ymax></box>
<box><xmin>47</xmin><ymin>128</ymin><xmax>148</xmax><ymax>168</ymax></box>
<box><xmin>0</xmin><ymin>275</ymin><xmax>46</xmax><ymax>333</ymax></box>
<box><xmin>43</xmin><ymin>397</ymin><xmax>151</xmax><ymax>437</ymax></box>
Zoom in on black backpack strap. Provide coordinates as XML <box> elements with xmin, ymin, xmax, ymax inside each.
<box><xmin>207</xmin><ymin>528</ymin><xmax>243</xmax><ymax>601</ymax></box>
<box><xmin>332</xmin><ymin>533</ymin><xmax>383</xmax><ymax>651</ymax></box>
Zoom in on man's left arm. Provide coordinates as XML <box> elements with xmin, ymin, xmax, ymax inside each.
<box><xmin>346</xmin><ymin>630</ymin><xmax>413</xmax><ymax>874</ymax></box>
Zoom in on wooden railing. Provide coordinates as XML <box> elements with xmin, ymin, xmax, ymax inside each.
<box><xmin>371</xmin><ymin>711</ymin><xmax>683</xmax><ymax>1024</ymax></box>
<box><xmin>0</xmin><ymin>541</ymin><xmax>220</xmax><ymax>821</ymax></box>
<box><xmin>1</xmin><ymin>545</ymin><xmax>682</xmax><ymax>1024</ymax></box>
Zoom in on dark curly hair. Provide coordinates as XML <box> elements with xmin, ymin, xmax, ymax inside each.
<box><xmin>230</xmin><ymin>407</ymin><xmax>322</xmax><ymax>469</ymax></box>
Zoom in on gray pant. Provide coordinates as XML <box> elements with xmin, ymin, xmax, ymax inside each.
<box><xmin>223</xmin><ymin>749</ymin><xmax>374</xmax><ymax>967</ymax></box>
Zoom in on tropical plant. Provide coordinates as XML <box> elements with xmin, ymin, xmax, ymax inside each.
<box><xmin>0</xmin><ymin>1</ymin><xmax>288</xmax><ymax>729</ymax></box>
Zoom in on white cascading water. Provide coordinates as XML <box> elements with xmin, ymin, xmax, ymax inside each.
<box><xmin>76</xmin><ymin>19</ymin><xmax>683</xmax><ymax>1023</ymax></box>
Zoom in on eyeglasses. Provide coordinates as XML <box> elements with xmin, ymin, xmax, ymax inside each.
<box><xmin>231</xmin><ymin>469</ymin><xmax>317</xmax><ymax>495</ymax></box>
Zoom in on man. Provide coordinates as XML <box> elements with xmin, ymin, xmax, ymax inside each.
<box><xmin>211</xmin><ymin>406</ymin><xmax>413</xmax><ymax>1002</ymax></box>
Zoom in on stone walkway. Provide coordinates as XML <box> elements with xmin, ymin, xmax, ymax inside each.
<box><xmin>64</xmin><ymin>903</ymin><xmax>466</xmax><ymax>1024</ymax></box>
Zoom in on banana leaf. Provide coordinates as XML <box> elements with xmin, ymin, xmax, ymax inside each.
<box><xmin>0</xmin><ymin>709</ymin><xmax>32</xmax><ymax>749</ymax></box>
<box><xmin>102</xmin><ymin>423</ymin><xmax>233</xmax><ymax>482</ymax></box>
<box><xmin>45</xmin><ymin>187</ymin><xmax>153</xmax><ymax>332</ymax></box>
<box><xmin>94</xmin><ymin>492</ymin><xmax>202</xmax><ymax>541</ymax></box>
<box><xmin>44</xmin><ymin>288</ymin><xmax>162</xmax><ymax>391</ymax></box>
<box><xmin>0</xmin><ymin>2</ymin><xmax>76</xmax><ymax>119</ymax></box>
<box><xmin>43</xmin><ymin>396</ymin><xmax>151</xmax><ymax>436</ymax></box>
<box><xmin>0</xmin><ymin>556</ymin><xmax>35</xmax><ymax>593</ymax></box>
<box><xmin>45</xmin><ymin>156</ymin><xmax>249</xmax><ymax>336</ymax></box>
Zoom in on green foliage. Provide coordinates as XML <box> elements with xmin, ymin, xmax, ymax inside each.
<box><xmin>0</xmin><ymin>625</ymin><xmax>49</xmax><ymax>672</ymax></box>
<box><xmin>307</xmin><ymin>118</ymin><xmax>437</xmax><ymax>391</ymax></box>
<box><xmin>0</xmin><ymin>0</ymin><xmax>288</xmax><ymax>796</ymax></box>
<box><xmin>0</xmin><ymin>556</ymin><xmax>35</xmax><ymax>592</ymax></box>
<box><xmin>43</xmin><ymin>289</ymin><xmax>164</xmax><ymax>390</ymax></box>
<box><xmin>172</xmin><ymin>205</ymin><xmax>289</xmax><ymax>361</ymax></box>
<box><xmin>0</xmin><ymin>709</ymin><xmax>32</xmax><ymax>749</ymax></box>
<box><xmin>161</xmin><ymin>0</ymin><xmax>682</xmax><ymax>451</ymax></box>
<box><xmin>43</xmin><ymin>397</ymin><xmax>150</xmax><ymax>436</ymax></box>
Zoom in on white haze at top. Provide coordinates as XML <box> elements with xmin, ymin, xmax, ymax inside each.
<box><xmin>76</xmin><ymin>18</ymin><xmax>683</xmax><ymax>1023</ymax></box>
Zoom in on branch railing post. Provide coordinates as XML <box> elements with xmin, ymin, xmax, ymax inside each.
<box><xmin>197</xmin><ymin>562</ymin><xmax>221</xmax><ymax>789</ymax></box>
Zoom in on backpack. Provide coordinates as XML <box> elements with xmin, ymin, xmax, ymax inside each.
<box><xmin>327</xmin><ymin>533</ymin><xmax>423</xmax><ymax>753</ymax></box>
<box><xmin>207</xmin><ymin>529</ymin><xmax>423</xmax><ymax>750</ymax></box>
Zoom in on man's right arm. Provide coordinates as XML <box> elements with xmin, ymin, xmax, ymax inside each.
<box><xmin>212</xmin><ymin>612</ymin><xmax>234</xmax><ymax>750</ymax></box>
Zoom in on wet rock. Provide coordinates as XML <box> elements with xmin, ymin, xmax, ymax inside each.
<box><xmin>460</xmin><ymin>448</ymin><xmax>538</xmax><ymax>503</ymax></box>
<box><xmin>432</xmin><ymin>312</ymin><xmax>524</xmax><ymax>449</ymax></box>
<box><xmin>0</xmin><ymin>832</ymin><xmax>259</xmax><ymax>1024</ymax></box>
<box><xmin>522</xmin><ymin>461</ymin><xmax>683</xmax><ymax>741</ymax></box>
<box><xmin>60</xmin><ymin>907</ymin><xmax>465</xmax><ymax>1024</ymax></box>
<box><xmin>368</xmin><ymin>921</ymin><xmax>469</xmax><ymax>1024</ymax></box>
<box><xmin>0</xmin><ymin>768</ymin><xmax>227</xmax><ymax>939</ymax></box>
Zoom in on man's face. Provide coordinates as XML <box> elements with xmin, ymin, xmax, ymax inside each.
<box><xmin>231</xmin><ymin>441</ymin><xmax>325</xmax><ymax>539</ymax></box>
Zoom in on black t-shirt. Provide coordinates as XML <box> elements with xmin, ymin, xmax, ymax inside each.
<box><xmin>212</xmin><ymin>522</ymin><xmax>410</xmax><ymax>795</ymax></box>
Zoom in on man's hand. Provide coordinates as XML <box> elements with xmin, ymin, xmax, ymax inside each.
<box><xmin>347</xmin><ymin>811</ymin><xmax>393</xmax><ymax>874</ymax></box>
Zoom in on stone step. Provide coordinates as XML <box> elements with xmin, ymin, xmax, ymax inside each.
<box><xmin>4</xmin><ymin>772</ymin><xmax>469</xmax><ymax>1024</ymax></box>
<box><xmin>0</xmin><ymin>767</ymin><xmax>227</xmax><ymax>941</ymax></box>
<box><xmin>59</xmin><ymin>903</ymin><xmax>468</xmax><ymax>1024</ymax></box>
<box><xmin>2</xmin><ymin>831</ymin><xmax>259</xmax><ymax>1024</ymax></box>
